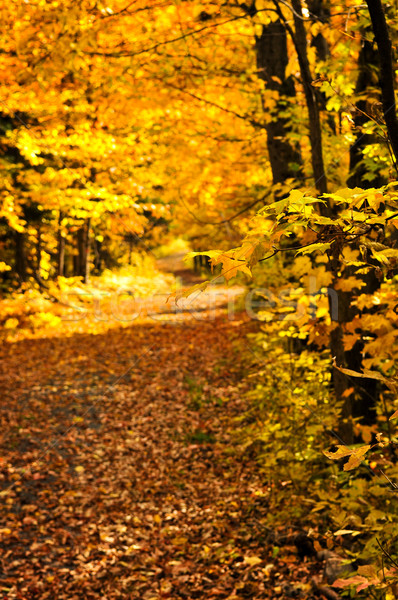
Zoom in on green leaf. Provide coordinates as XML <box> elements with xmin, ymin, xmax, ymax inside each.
<box><xmin>296</xmin><ymin>242</ymin><xmax>332</xmax><ymax>256</ymax></box>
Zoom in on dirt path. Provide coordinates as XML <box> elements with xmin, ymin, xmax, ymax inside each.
<box><xmin>0</xmin><ymin>271</ymin><xmax>321</xmax><ymax>599</ymax></box>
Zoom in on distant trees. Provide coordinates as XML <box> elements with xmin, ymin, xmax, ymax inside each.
<box><xmin>0</xmin><ymin>1</ymin><xmax>174</xmax><ymax>288</ymax></box>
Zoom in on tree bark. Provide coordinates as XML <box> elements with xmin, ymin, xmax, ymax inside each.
<box><xmin>255</xmin><ymin>20</ymin><xmax>303</xmax><ymax>185</ymax></box>
<box><xmin>307</xmin><ymin>0</ymin><xmax>336</xmax><ymax>134</ymax></box>
<box><xmin>329</xmin><ymin>283</ymin><xmax>378</xmax><ymax>444</ymax></box>
<box><xmin>93</xmin><ymin>238</ymin><xmax>103</xmax><ymax>273</ymax></box>
<box><xmin>332</xmin><ymin>18</ymin><xmax>393</xmax><ymax>441</ymax></box>
<box><xmin>76</xmin><ymin>219</ymin><xmax>91</xmax><ymax>283</ymax></box>
<box><xmin>290</xmin><ymin>0</ymin><xmax>327</xmax><ymax>195</ymax></box>
<box><xmin>307</xmin><ymin>0</ymin><xmax>330</xmax><ymax>62</ymax></box>
<box><xmin>347</xmin><ymin>37</ymin><xmax>385</xmax><ymax>188</ymax></box>
<box><xmin>366</xmin><ymin>0</ymin><xmax>398</xmax><ymax>166</ymax></box>
<box><xmin>14</xmin><ymin>231</ymin><xmax>27</xmax><ymax>283</ymax></box>
<box><xmin>272</xmin><ymin>0</ymin><xmax>328</xmax><ymax>197</ymax></box>
<box><xmin>36</xmin><ymin>222</ymin><xmax>43</xmax><ymax>291</ymax></box>
<box><xmin>57</xmin><ymin>212</ymin><xmax>65</xmax><ymax>278</ymax></box>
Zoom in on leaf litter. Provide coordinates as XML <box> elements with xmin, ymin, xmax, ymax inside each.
<box><xmin>0</xmin><ymin>288</ymin><xmax>326</xmax><ymax>599</ymax></box>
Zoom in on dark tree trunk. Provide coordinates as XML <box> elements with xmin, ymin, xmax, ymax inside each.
<box><xmin>366</xmin><ymin>0</ymin><xmax>398</xmax><ymax>165</ymax></box>
<box><xmin>347</xmin><ymin>38</ymin><xmax>385</xmax><ymax>188</ymax></box>
<box><xmin>84</xmin><ymin>218</ymin><xmax>91</xmax><ymax>283</ymax></box>
<box><xmin>307</xmin><ymin>0</ymin><xmax>330</xmax><ymax>62</ymax></box>
<box><xmin>14</xmin><ymin>231</ymin><xmax>27</xmax><ymax>283</ymax></box>
<box><xmin>329</xmin><ymin>283</ymin><xmax>378</xmax><ymax>444</ymax></box>
<box><xmin>290</xmin><ymin>0</ymin><xmax>327</xmax><ymax>196</ymax></box>
<box><xmin>76</xmin><ymin>219</ymin><xmax>91</xmax><ymax>283</ymax></box>
<box><xmin>93</xmin><ymin>238</ymin><xmax>103</xmax><ymax>273</ymax></box>
<box><xmin>73</xmin><ymin>253</ymin><xmax>79</xmax><ymax>278</ymax></box>
<box><xmin>332</xmin><ymin>32</ymin><xmax>388</xmax><ymax>442</ymax></box>
<box><xmin>128</xmin><ymin>236</ymin><xmax>133</xmax><ymax>266</ymax></box>
<box><xmin>271</xmin><ymin>0</ymin><xmax>329</xmax><ymax>206</ymax></box>
<box><xmin>76</xmin><ymin>227</ymin><xmax>84</xmax><ymax>277</ymax></box>
<box><xmin>57</xmin><ymin>212</ymin><xmax>65</xmax><ymax>278</ymax></box>
<box><xmin>193</xmin><ymin>255</ymin><xmax>201</xmax><ymax>274</ymax></box>
<box><xmin>268</xmin><ymin>0</ymin><xmax>374</xmax><ymax>440</ymax></box>
<box><xmin>36</xmin><ymin>222</ymin><xmax>43</xmax><ymax>291</ymax></box>
<box><xmin>255</xmin><ymin>20</ymin><xmax>303</xmax><ymax>185</ymax></box>
<box><xmin>193</xmin><ymin>254</ymin><xmax>211</xmax><ymax>273</ymax></box>
<box><xmin>307</xmin><ymin>0</ymin><xmax>336</xmax><ymax>134</ymax></box>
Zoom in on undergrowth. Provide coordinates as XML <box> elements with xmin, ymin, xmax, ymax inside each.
<box><xmin>240</xmin><ymin>260</ymin><xmax>398</xmax><ymax>598</ymax></box>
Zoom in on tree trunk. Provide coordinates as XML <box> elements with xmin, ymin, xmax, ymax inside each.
<box><xmin>58</xmin><ymin>212</ymin><xmax>65</xmax><ymax>277</ymax></box>
<box><xmin>332</xmin><ymin>22</ymin><xmax>392</xmax><ymax>441</ymax></box>
<box><xmin>347</xmin><ymin>37</ymin><xmax>385</xmax><ymax>188</ymax></box>
<box><xmin>36</xmin><ymin>222</ymin><xmax>43</xmax><ymax>291</ymax></box>
<box><xmin>271</xmin><ymin>0</ymin><xmax>329</xmax><ymax>206</ymax></box>
<box><xmin>76</xmin><ymin>219</ymin><xmax>91</xmax><ymax>283</ymax></box>
<box><xmin>84</xmin><ymin>218</ymin><xmax>91</xmax><ymax>283</ymax></box>
<box><xmin>288</xmin><ymin>0</ymin><xmax>381</xmax><ymax>441</ymax></box>
<box><xmin>14</xmin><ymin>231</ymin><xmax>27</xmax><ymax>283</ymax></box>
<box><xmin>76</xmin><ymin>227</ymin><xmax>84</xmax><ymax>278</ymax></box>
<box><xmin>93</xmin><ymin>238</ymin><xmax>103</xmax><ymax>273</ymax></box>
<box><xmin>307</xmin><ymin>0</ymin><xmax>336</xmax><ymax>134</ymax></box>
<box><xmin>366</xmin><ymin>0</ymin><xmax>398</xmax><ymax>165</ymax></box>
<box><xmin>307</xmin><ymin>0</ymin><xmax>330</xmax><ymax>62</ymax></box>
<box><xmin>128</xmin><ymin>237</ymin><xmax>133</xmax><ymax>266</ymax></box>
<box><xmin>290</xmin><ymin>0</ymin><xmax>327</xmax><ymax>196</ymax></box>
<box><xmin>330</xmin><ymin>28</ymin><xmax>393</xmax><ymax>441</ymax></box>
<box><xmin>255</xmin><ymin>20</ymin><xmax>303</xmax><ymax>185</ymax></box>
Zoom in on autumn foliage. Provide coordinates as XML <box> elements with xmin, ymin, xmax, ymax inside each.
<box><xmin>1</xmin><ymin>0</ymin><xmax>398</xmax><ymax>597</ymax></box>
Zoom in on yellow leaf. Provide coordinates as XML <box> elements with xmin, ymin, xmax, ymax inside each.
<box><xmin>335</xmin><ymin>276</ymin><xmax>365</xmax><ymax>292</ymax></box>
<box><xmin>333</xmin><ymin>362</ymin><xmax>398</xmax><ymax>393</ymax></box>
<box><xmin>4</xmin><ymin>318</ymin><xmax>19</xmax><ymax>329</ymax></box>
<box><xmin>371</xmin><ymin>249</ymin><xmax>390</xmax><ymax>265</ymax></box>
<box><xmin>0</xmin><ymin>262</ymin><xmax>11</xmax><ymax>272</ymax></box>
<box><xmin>311</xmin><ymin>76</ymin><xmax>329</xmax><ymax>87</ymax></box>
<box><xmin>0</xmin><ymin>528</ymin><xmax>12</xmax><ymax>535</ymax></box>
<box><xmin>171</xmin><ymin>536</ymin><xmax>188</xmax><ymax>546</ymax></box>
<box><xmin>169</xmin><ymin>281</ymin><xmax>209</xmax><ymax>304</ymax></box>
<box><xmin>344</xmin><ymin>445</ymin><xmax>371</xmax><ymax>471</ymax></box>
<box><xmin>262</xmin><ymin>563</ymin><xmax>274</xmax><ymax>576</ymax></box>
<box><xmin>324</xmin><ymin>445</ymin><xmax>353</xmax><ymax>460</ymax></box>
<box><xmin>75</xmin><ymin>465</ymin><xmax>85</xmax><ymax>473</ymax></box>
<box><xmin>126</xmin><ymin>544</ymin><xmax>142</xmax><ymax>554</ymax></box>
<box><xmin>244</xmin><ymin>556</ymin><xmax>262</xmax><ymax>566</ymax></box>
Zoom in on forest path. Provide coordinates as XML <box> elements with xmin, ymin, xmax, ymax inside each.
<box><xmin>0</xmin><ymin>268</ymin><xmax>318</xmax><ymax>599</ymax></box>
<box><xmin>156</xmin><ymin>251</ymin><xmax>196</xmax><ymax>282</ymax></box>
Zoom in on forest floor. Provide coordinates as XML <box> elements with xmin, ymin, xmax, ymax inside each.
<box><xmin>0</xmin><ymin>259</ymin><xmax>325</xmax><ymax>600</ymax></box>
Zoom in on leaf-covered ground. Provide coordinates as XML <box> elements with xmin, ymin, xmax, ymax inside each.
<box><xmin>0</xmin><ymin>279</ymin><xmax>325</xmax><ymax>600</ymax></box>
